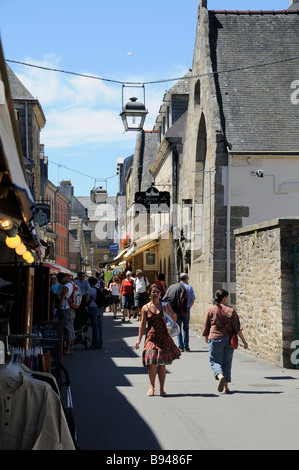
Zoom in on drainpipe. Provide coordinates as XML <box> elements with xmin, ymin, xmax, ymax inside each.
<box><xmin>226</xmin><ymin>147</ymin><xmax>232</xmax><ymax>293</ymax></box>
<box><xmin>25</xmin><ymin>102</ymin><xmax>29</xmax><ymax>158</ymax></box>
<box><xmin>172</xmin><ymin>143</ymin><xmax>179</xmax><ymax>282</ymax></box>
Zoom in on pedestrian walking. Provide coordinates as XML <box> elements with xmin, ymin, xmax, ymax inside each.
<box><xmin>135</xmin><ymin>284</ymin><xmax>181</xmax><ymax>396</ymax></box>
<box><xmin>178</xmin><ymin>273</ymin><xmax>195</xmax><ymax>351</ymax></box>
<box><xmin>74</xmin><ymin>271</ymin><xmax>90</xmax><ymax>327</ymax></box>
<box><xmin>162</xmin><ymin>280</ymin><xmax>187</xmax><ymax>352</ymax></box>
<box><xmin>86</xmin><ymin>276</ymin><xmax>103</xmax><ymax>349</ymax></box>
<box><xmin>120</xmin><ymin>271</ymin><xmax>135</xmax><ymax>322</ymax></box>
<box><xmin>50</xmin><ymin>274</ymin><xmax>59</xmax><ymax>319</ymax></box>
<box><xmin>202</xmin><ymin>289</ymin><xmax>248</xmax><ymax>393</ymax></box>
<box><xmin>57</xmin><ymin>272</ymin><xmax>76</xmax><ymax>356</ymax></box>
<box><xmin>155</xmin><ymin>273</ymin><xmax>167</xmax><ymax>298</ymax></box>
<box><xmin>109</xmin><ymin>277</ymin><xmax>120</xmax><ymax>319</ymax></box>
<box><xmin>96</xmin><ymin>272</ymin><xmax>105</xmax><ymax>288</ymax></box>
<box><xmin>134</xmin><ymin>269</ymin><xmax>149</xmax><ymax>320</ymax></box>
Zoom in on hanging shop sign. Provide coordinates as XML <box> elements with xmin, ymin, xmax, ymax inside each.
<box><xmin>143</xmin><ymin>249</ymin><xmax>158</xmax><ymax>270</ymax></box>
<box><xmin>134</xmin><ymin>186</ymin><xmax>170</xmax><ymax>213</ymax></box>
<box><xmin>34</xmin><ymin>204</ymin><xmax>51</xmax><ymax>227</ymax></box>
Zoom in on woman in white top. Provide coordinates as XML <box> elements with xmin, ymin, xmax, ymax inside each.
<box><xmin>109</xmin><ymin>277</ymin><xmax>120</xmax><ymax>319</ymax></box>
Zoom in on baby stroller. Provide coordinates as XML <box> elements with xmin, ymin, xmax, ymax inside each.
<box><xmin>74</xmin><ymin>304</ymin><xmax>91</xmax><ymax>349</ymax></box>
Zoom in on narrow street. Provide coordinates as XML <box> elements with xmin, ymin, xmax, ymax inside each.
<box><xmin>65</xmin><ymin>312</ymin><xmax>299</xmax><ymax>452</ymax></box>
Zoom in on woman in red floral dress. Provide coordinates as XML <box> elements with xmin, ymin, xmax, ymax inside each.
<box><xmin>135</xmin><ymin>284</ymin><xmax>181</xmax><ymax>396</ymax></box>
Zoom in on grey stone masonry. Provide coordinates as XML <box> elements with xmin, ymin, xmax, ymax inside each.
<box><xmin>235</xmin><ymin>218</ymin><xmax>299</xmax><ymax>368</ymax></box>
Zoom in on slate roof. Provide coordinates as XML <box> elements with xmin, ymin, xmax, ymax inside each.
<box><xmin>6</xmin><ymin>64</ymin><xmax>35</xmax><ymax>100</ymax></box>
<box><xmin>164</xmin><ymin>70</ymin><xmax>192</xmax><ymax>98</ymax></box>
<box><xmin>208</xmin><ymin>11</ymin><xmax>299</xmax><ymax>152</ymax></box>
<box><xmin>118</xmin><ymin>155</ymin><xmax>133</xmax><ymax>196</ymax></box>
<box><xmin>77</xmin><ymin>195</ymin><xmax>117</xmax><ymax>221</ymax></box>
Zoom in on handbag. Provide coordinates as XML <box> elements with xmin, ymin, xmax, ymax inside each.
<box><xmin>162</xmin><ymin>303</ymin><xmax>180</xmax><ymax>337</ymax></box>
<box><xmin>216</xmin><ymin>305</ymin><xmax>238</xmax><ymax>349</ymax></box>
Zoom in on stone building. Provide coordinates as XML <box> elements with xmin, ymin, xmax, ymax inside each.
<box><xmin>78</xmin><ymin>187</ymin><xmax>117</xmax><ymax>273</ymax></box>
<box><xmin>123</xmin><ymin>130</ymin><xmax>160</xmax><ymax>282</ymax></box>
<box><xmin>6</xmin><ymin>64</ymin><xmax>46</xmax><ymax>201</ymax></box>
<box><xmin>150</xmin><ymin>72</ymin><xmax>191</xmax><ymax>286</ymax></box>
<box><xmin>180</xmin><ymin>0</ymin><xmax>299</xmax><ymax>330</ymax></box>
<box><xmin>58</xmin><ymin>180</ymin><xmax>91</xmax><ymax>273</ymax></box>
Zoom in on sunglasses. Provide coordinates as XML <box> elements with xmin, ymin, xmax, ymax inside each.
<box><xmin>151</xmin><ymin>291</ymin><xmax>160</xmax><ymax>294</ymax></box>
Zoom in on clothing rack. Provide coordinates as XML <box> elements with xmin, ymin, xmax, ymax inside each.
<box><xmin>0</xmin><ymin>332</ymin><xmax>52</xmax><ymax>374</ymax></box>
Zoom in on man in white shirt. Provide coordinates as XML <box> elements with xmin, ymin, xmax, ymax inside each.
<box><xmin>57</xmin><ymin>272</ymin><xmax>76</xmax><ymax>356</ymax></box>
<box><xmin>134</xmin><ymin>269</ymin><xmax>149</xmax><ymax>320</ymax></box>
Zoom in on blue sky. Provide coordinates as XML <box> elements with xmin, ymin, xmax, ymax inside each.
<box><xmin>1</xmin><ymin>0</ymin><xmax>291</xmax><ymax>197</ymax></box>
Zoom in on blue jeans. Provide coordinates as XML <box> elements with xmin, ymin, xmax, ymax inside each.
<box><xmin>88</xmin><ymin>307</ymin><xmax>103</xmax><ymax>348</ymax></box>
<box><xmin>177</xmin><ymin>308</ymin><xmax>190</xmax><ymax>349</ymax></box>
<box><xmin>208</xmin><ymin>337</ymin><xmax>234</xmax><ymax>383</ymax></box>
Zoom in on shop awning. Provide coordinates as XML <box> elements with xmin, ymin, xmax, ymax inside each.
<box><xmin>109</xmin><ymin>247</ymin><xmax>128</xmax><ymax>265</ymax></box>
<box><xmin>43</xmin><ymin>262</ymin><xmax>61</xmax><ymax>274</ymax></box>
<box><xmin>42</xmin><ymin>262</ymin><xmax>77</xmax><ymax>277</ymax></box>
<box><xmin>124</xmin><ymin>238</ymin><xmax>159</xmax><ymax>259</ymax></box>
<box><xmin>124</xmin><ymin>225</ymin><xmax>171</xmax><ymax>259</ymax></box>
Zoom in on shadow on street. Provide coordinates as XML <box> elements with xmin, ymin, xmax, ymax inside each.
<box><xmin>64</xmin><ymin>314</ymin><xmax>161</xmax><ymax>450</ymax></box>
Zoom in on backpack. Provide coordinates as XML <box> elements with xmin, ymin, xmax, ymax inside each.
<box><xmin>67</xmin><ymin>281</ymin><xmax>82</xmax><ymax>309</ymax></box>
<box><xmin>91</xmin><ymin>286</ymin><xmax>112</xmax><ymax>308</ymax></box>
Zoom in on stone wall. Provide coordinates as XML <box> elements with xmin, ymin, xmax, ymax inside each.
<box><xmin>235</xmin><ymin>218</ymin><xmax>299</xmax><ymax>368</ymax></box>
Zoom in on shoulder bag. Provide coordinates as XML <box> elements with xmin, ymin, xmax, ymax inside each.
<box><xmin>162</xmin><ymin>302</ymin><xmax>180</xmax><ymax>337</ymax></box>
<box><xmin>216</xmin><ymin>305</ymin><xmax>238</xmax><ymax>349</ymax></box>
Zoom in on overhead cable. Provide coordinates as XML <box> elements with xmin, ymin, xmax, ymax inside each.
<box><xmin>6</xmin><ymin>55</ymin><xmax>299</xmax><ymax>86</ymax></box>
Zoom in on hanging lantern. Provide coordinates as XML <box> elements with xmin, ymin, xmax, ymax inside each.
<box><xmin>120</xmin><ymin>85</ymin><xmax>148</xmax><ymax>132</ymax></box>
<box><xmin>23</xmin><ymin>250</ymin><xmax>32</xmax><ymax>261</ymax></box>
<box><xmin>15</xmin><ymin>243</ymin><xmax>27</xmax><ymax>256</ymax></box>
<box><xmin>0</xmin><ymin>217</ymin><xmax>13</xmax><ymax>231</ymax></box>
<box><xmin>5</xmin><ymin>234</ymin><xmax>21</xmax><ymax>249</ymax></box>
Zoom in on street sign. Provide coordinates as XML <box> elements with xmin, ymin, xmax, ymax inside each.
<box><xmin>34</xmin><ymin>204</ymin><xmax>50</xmax><ymax>227</ymax></box>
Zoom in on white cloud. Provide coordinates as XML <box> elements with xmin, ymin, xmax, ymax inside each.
<box><xmin>42</xmin><ymin>108</ymin><xmax>129</xmax><ymax>148</ymax></box>
<box><xmin>13</xmin><ymin>54</ymin><xmax>189</xmax><ymax>153</ymax></box>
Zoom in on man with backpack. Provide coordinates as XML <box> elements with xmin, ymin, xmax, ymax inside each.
<box><xmin>57</xmin><ymin>272</ymin><xmax>77</xmax><ymax>356</ymax></box>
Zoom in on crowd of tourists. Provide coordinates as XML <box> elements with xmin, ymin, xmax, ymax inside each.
<box><xmin>49</xmin><ymin>268</ymin><xmax>248</xmax><ymax>395</ymax></box>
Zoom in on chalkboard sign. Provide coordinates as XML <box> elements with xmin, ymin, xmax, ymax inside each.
<box><xmin>0</xmin><ymin>267</ymin><xmax>25</xmax><ymax>334</ymax></box>
<box><xmin>38</xmin><ymin>321</ymin><xmax>63</xmax><ymax>382</ymax></box>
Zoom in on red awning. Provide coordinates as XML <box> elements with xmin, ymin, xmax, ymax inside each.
<box><xmin>42</xmin><ymin>263</ymin><xmax>61</xmax><ymax>274</ymax></box>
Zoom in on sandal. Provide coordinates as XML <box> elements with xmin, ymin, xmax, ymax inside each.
<box><xmin>147</xmin><ymin>388</ymin><xmax>155</xmax><ymax>396</ymax></box>
<box><xmin>218</xmin><ymin>376</ymin><xmax>225</xmax><ymax>392</ymax></box>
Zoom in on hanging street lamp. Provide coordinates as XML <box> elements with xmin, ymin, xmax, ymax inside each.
<box><xmin>120</xmin><ymin>85</ymin><xmax>148</xmax><ymax>132</ymax></box>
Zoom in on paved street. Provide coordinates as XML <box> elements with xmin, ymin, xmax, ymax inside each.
<box><xmin>64</xmin><ymin>311</ymin><xmax>299</xmax><ymax>452</ymax></box>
